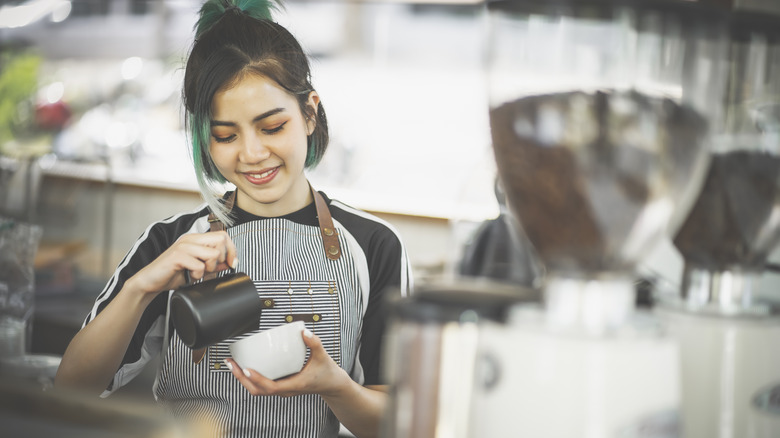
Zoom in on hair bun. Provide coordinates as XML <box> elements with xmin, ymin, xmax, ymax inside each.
<box><xmin>195</xmin><ymin>0</ymin><xmax>280</xmax><ymax>38</ymax></box>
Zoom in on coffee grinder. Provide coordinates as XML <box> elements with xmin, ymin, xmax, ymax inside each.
<box><xmin>470</xmin><ymin>1</ymin><xmax>728</xmax><ymax>436</ymax></box>
<box><xmin>655</xmin><ymin>3</ymin><xmax>780</xmax><ymax>437</ymax></box>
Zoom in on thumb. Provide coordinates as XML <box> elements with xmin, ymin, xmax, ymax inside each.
<box><xmin>301</xmin><ymin>328</ymin><xmax>323</xmax><ymax>352</ymax></box>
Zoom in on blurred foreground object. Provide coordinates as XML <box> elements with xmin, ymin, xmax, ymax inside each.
<box><xmin>380</xmin><ymin>281</ymin><xmax>539</xmax><ymax>438</ymax></box>
<box><xmin>656</xmin><ymin>4</ymin><xmax>780</xmax><ymax>438</ymax></box>
<box><xmin>472</xmin><ymin>0</ymin><xmax>729</xmax><ymax>436</ymax></box>
<box><xmin>0</xmin><ymin>378</ymin><xmax>212</xmax><ymax>438</ymax></box>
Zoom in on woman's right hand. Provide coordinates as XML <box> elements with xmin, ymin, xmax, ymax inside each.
<box><xmin>128</xmin><ymin>231</ymin><xmax>239</xmax><ymax>297</ymax></box>
<box><xmin>56</xmin><ymin>230</ymin><xmax>237</xmax><ymax>394</ymax></box>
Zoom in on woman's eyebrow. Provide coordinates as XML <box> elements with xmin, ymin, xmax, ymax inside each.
<box><xmin>211</xmin><ymin>107</ymin><xmax>286</xmax><ymax>126</ymax></box>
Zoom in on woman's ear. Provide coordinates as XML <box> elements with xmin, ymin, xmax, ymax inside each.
<box><xmin>305</xmin><ymin>91</ymin><xmax>320</xmax><ymax>135</ymax></box>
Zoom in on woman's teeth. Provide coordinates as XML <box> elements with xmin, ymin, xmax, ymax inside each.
<box><xmin>249</xmin><ymin>169</ymin><xmax>275</xmax><ymax>178</ymax></box>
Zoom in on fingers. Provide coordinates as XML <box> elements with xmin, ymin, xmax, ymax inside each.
<box><xmin>202</xmin><ymin>231</ymin><xmax>239</xmax><ymax>270</ymax></box>
<box><xmin>223</xmin><ymin>358</ymin><xmax>294</xmax><ymax>397</ymax></box>
<box><xmin>172</xmin><ymin>243</ymin><xmax>221</xmax><ymax>280</ymax></box>
<box><xmin>174</xmin><ymin>251</ymin><xmax>216</xmax><ymax>281</ymax></box>
<box><xmin>174</xmin><ymin>231</ymin><xmax>239</xmax><ymax>279</ymax></box>
<box><xmin>130</xmin><ymin>230</ymin><xmax>241</xmax><ymax>296</ymax></box>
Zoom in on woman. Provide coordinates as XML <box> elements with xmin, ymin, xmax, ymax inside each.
<box><xmin>54</xmin><ymin>1</ymin><xmax>412</xmax><ymax>436</ymax></box>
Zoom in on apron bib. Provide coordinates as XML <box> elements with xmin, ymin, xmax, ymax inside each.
<box><xmin>154</xmin><ymin>190</ymin><xmax>364</xmax><ymax>438</ymax></box>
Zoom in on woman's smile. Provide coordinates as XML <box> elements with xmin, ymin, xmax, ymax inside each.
<box><xmin>242</xmin><ymin>166</ymin><xmax>280</xmax><ymax>185</ymax></box>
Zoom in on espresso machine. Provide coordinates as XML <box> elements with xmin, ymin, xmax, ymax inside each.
<box><xmin>654</xmin><ymin>3</ymin><xmax>780</xmax><ymax>437</ymax></box>
<box><xmin>466</xmin><ymin>0</ymin><xmax>729</xmax><ymax>437</ymax></box>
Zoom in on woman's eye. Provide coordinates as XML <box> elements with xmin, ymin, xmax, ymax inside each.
<box><xmin>263</xmin><ymin>121</ymin><xmax>287</xmax><ymax>135</ymax></box>
<box><xmin>212</xmin><ymin>134</ymin><xmax>235</xmax><ymax>143</ymax></box>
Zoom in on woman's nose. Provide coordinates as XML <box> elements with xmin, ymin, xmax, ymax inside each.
<box><xmin>239</xmin><ymin>135</ymin><xmax>271</xmax><ymax>163</ymax></box>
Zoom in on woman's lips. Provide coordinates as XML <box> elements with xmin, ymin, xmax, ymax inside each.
<box><xmin>242</xmin><ymin>167</ymin><xmax>279</xmax><ymax>185</ymax></box>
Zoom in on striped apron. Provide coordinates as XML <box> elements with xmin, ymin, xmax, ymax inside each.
<box><xmin>154</xmin><ymin>195</ymin><xmax>363</xmax><ymax>438</ymax></box>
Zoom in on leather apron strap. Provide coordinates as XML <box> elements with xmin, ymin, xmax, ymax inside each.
<box><xmin>312</xmin><ymin>185</ymin><xmax>341</xmax><ymax>260</ymax></box>
<box><xmin>192</xmin><ymin>185</ymin><xmax>340</xmax><ymax>364</ymax></box>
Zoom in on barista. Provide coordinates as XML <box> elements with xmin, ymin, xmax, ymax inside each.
<box><xmin>54</xmin><ymin>1</ymin><xmax>413</xmax><ymax>436</ymax></box>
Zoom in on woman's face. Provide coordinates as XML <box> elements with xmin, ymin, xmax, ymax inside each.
<box><xmin>209</xmin><ymin>73</ymin><xmax>318</xmax><ymax>217</ymax></box>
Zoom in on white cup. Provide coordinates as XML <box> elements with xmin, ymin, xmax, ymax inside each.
<box><xmin>228</xmin><ymin>320</ymin><xmax>307</xmax><ymax>380</ymax></box>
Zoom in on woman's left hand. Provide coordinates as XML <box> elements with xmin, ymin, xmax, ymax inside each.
<box><xmin>224</xmin><ymin>329</ymin><xmax>350</xmax><ymax>398</ymax></box>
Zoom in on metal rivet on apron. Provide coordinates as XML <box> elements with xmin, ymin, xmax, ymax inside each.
<box><xmin>313</xmin><ymin>314</ymin><xmax>321</xmax><ymax>322</ymax></box>
<box><xmin>263</xmin><ymin>299</ymin><xmax>274</xmax><ymax>308</ymax></box>
<box><xmin>323</xmin><ymin>227</ymin><xmax>334</xmax><ymax>236</ymax></box>
<box><xmin>327</xmin><ymin>246</ymin><xmax>339</xmax><ymax>256</ymax></box>
<box><xmin>285</xmin><ymin>315</ymin><xmax>293</xmax><ymax>323</ymax></box>
<box><xmin>214</xmin><ymin>362</ymin><xmax>221</xmax><ymax>370</ymax></box>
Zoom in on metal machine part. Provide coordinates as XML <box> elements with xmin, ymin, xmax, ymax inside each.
<box><xmin>380</xmin><ymin>281</ymin><xmax>538</xmax><ymax>438</ymax></box>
